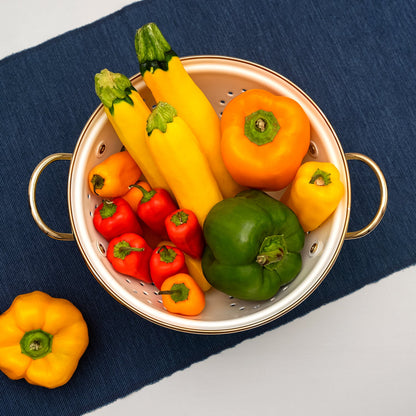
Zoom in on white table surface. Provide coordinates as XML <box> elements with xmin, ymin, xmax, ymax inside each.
<box><xmin>2</xmin><ymin>1</ymin><xmax>415</xmax><ymax>415</ymax></box>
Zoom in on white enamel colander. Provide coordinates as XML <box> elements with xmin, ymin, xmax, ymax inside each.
<box><xmin>28</xmin><ymin>56</ymin><xmax>387</xmax><ymax>334</ymax></box>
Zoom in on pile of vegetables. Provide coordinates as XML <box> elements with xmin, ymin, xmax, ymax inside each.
<box><xmin>89</xmin><ymin>22</ymin><xmax>345</xmax><ymax>315</ymax></box>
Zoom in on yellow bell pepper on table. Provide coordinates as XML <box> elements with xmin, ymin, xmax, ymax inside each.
<box><xmin>0</xmin><ymin>291</ymin><xmax>89</xmax><ymax>389</ymax></box>
<box><xmin>281</xmin><ymin>161</ymin><xmax>345</xmax><ymax>232</ymax></box>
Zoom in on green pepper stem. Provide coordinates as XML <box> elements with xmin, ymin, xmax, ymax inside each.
<box><xmin>20</xmin><ymin>329</ymin><xmax>53</xmax><ymax>360</ymax></box>
<box><xmin>257</xmin><ymin>234</ymin><xmax>286</xmax><ymax>268</ymax></box>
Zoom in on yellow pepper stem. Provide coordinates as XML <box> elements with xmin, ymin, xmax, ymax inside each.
<box><xmin>309</xmin><ymin>168</ymin><xmax>332</xmax><ymax>186</ymax></box>
<box><xmin>20</xmin><ymin>329</ymin><xmax>53</xmax><ymax>360</ymax></box>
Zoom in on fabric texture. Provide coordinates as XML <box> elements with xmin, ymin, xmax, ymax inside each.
<box><xmin>0</xmin><ymin>0</ymin><xmax>414</xmax><ymax>414</ymax></box>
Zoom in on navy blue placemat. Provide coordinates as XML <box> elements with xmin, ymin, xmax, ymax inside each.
<box><xmin>0</xmin><ymin>0</ymin><xmax>414</xmax><ymax>414</ymax></box>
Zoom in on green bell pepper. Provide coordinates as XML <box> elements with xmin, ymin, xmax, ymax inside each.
<box><xmin>201</xmin><ymin>189</ymin><xmax>305</xmax><ymax>301</ymax></box>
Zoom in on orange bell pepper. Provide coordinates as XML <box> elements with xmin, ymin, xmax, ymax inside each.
<box><xmin>281</xmin><ymin>161</ymin><xmax>345</xmax><ymax>231</ymax></box>
<box><xmin>159</xmin><ymin>273</ymin><xmax>205</xmax><ymax>316</ymax></box>
<box><xmin>220</xmin><ymin>89</ymin><xmax>310</xmax><ymax>191</ymax></box>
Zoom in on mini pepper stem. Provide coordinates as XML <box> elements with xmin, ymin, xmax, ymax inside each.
<box><xmin>20</xmin><ymin>329</ymin><xmax>53</xmax><ymax>360</ymax></box>
<box><xmin>170</xmin><ymin>210</ymin><xmax>189</xmax><ymax>226</ymax></box>
<box><xmin>130</xmin><ymin>184</ymin><xmax>156</xmax><ymax>202</ymax></box>
<box><xmin>157</xmin><ymin>245</ymin><xmax>177</xmax><ymax>263</ymax></box>
<box><xmin>158</xmin><ymin>283</ymin><xmax>190</xmax><ymax>303</ymax></box>
<box><xmin>113</xmin><ymin>240</ymin><xmax>145</xmax><ymax>260</ymax></box>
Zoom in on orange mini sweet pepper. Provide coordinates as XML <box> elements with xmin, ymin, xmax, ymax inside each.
<box><xmin>88</xmin><ymin>150</ymin><xmax>142</xmax><ymax>198</ymax></box>
<box><xmin>220</xmin><ymin>89</ymin><xmax>310</xmax><ymax>191</ymax></box>
<box><xmin>281</xmin><ymin>161</ymin><xmax>345</xmax><ymax>232</ymax></box>
<box><xmin>159</xmin><ymin>273</ymin><xmax>205</xmax><ymax>316</ymax></box>
<box><xmin>0</xmin><ymin>291</ymin><xmax>89</xmax><ymax>389</ymax></box>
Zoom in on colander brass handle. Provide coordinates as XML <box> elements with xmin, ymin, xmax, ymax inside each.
<box><xmin>345</xmin><ymin>152</ymin><xmax>388</xmax><ymax>240</ymax></box>
<box><xmin>28</xmin><ymin>153</ymin><xmax>74</xmax><ymax>241</ymax></box>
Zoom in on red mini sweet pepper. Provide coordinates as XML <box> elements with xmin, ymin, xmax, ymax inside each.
<box><xmin>93</xmin><ymin>198</ymin><xmax>142</xmax><ymax>241</ymax></box>
<box><xmin>132</xmin><ymin>185</ymin><xmax>178</xmax><ymax>236</ymax></box>
<box><xmin>165</xmin><ymin>209</ymin><xmax>205</xmax><ymax>258</ymax></box>
<box><xmin>107</xmin><ymin>232</ymin><xmax>152</xmax><ymax>283</ymax></box>
<box><xmin>149</xmin><ymin>245</ymin><xmax>188</xmax><ymax>289</ymax></box>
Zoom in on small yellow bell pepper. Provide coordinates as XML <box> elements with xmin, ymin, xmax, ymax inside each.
<box><xmin>281</xmin><ymin>161</ymin><xmax>345</xmax><ymax>232</ymax></box>
<box><xmin>0</xmin><ymin>291</ymin><xmax>89</xmax><ymax>389</ymax></box>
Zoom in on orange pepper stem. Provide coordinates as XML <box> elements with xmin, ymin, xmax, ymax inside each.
<box><xmin>158</xmin><ymin>283</ymin><xmax>190</xmax><ymax>303</ymax></box>
<box><xmin>20</xmin><ymin>329</ymin><xmax>53</xmax><ymax>360</ymax></box>
<box><xmin>91</xmin><ymin>174</ymin><xmax>105</xmax><ymax>195</ymax></box>
<box><xmin>309</xmin><ymin>168</ymin><xmax>332</xmax><ymax>186</ymax></box>
<box><xmin>244</xmin><ymin>109</ymin><xmax>280</xmax><ymax>145</ymax></box>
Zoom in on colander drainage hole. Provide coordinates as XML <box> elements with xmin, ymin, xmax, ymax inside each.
<box><xmin>228</xmin><ymin>91</ymin><xmax>234</xmax><ymax>96</ymax></box>
<box><xmin>95</xmin><ymin>142</ymin><xmax>106</xmax><ymax>157</ymax></box>
<box><xmin>309</xmin><ymin>241</ymin><xmax>323</xmax><ymax>257</ymax></box>
<box><xmin>230</xmin><ymin>303</ymin><xmax>236</xmax><ymax>307</ymax></box>
<box><xmin>97</xmin><ymin>242</ymin><xmax>106</xmax><ymax>256</ymax></box>
<box><xmin>308</xmin><ymin>141</ymin><xmax>318</xmax><ymax>158</ymax></box>
<box><xmin>125</xmin><ymin>279</ymin><xmax>131</xmax><ymax>284</ymax></box>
